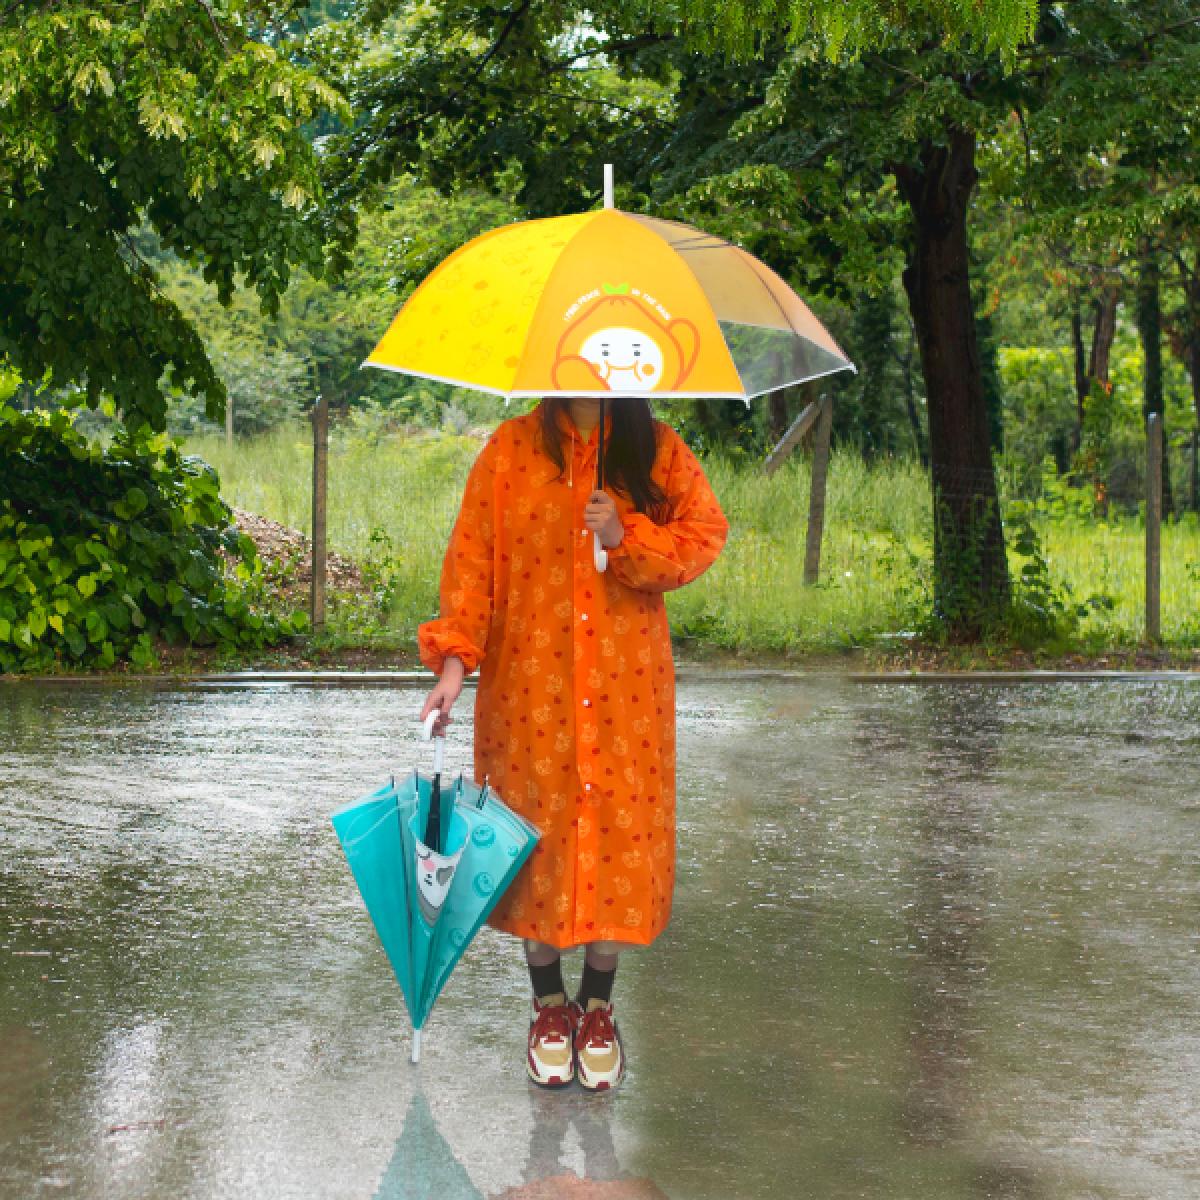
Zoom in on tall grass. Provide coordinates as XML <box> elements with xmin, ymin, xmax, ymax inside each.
<box><xmin>664</xmin><ymin>454</ymin><xmax>930</xmax><ymax>652</ymax></box>
<box><xmin>187</xmin><ymin>424</ymin><xmax>1200</xmax><ymax>654</ymax></box>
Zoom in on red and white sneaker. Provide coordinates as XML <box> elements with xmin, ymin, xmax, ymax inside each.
<box><xmin>574</xmin><ymin>999</ymin><xmax>625</xmax><ymax>1091</ymax></box>
<box><xmin>526</xmin><ymin>993</ymin><xmax>578</xmax><ymax>1087</ymax></box>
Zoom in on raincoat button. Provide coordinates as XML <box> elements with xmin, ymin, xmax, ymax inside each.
<box><xmin>581</xmin><ymin>613</ymin><xmax>589</xmax><ymax>622</ymax></box>
<box><xmin>583</xmin><ymin>699</ymin><xmax>592</xmax><ymax>708</ymax></box>
<box><xmin>584</xmin><ymin>783</ymin><xmax>592</xmax><ymax>792</ymax></box>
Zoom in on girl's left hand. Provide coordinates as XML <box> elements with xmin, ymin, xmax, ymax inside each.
<box><xmin>585</xmin><ymin>490</ymin><xmax>624</xmax><ymax>548</ymax></box>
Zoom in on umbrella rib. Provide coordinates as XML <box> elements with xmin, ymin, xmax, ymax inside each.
<box><xmin>359</xmin><ymin>360</ymin><xmax>520</xmax><ymax>400</ymax></box>
<box><xmin>737</xmin><ymin>248</ymin><xmax>804</xmax><ymax>338</ymax></box>
<box><xmin>667</xmin><ymin>235</ymin><xmax>730</xmax><ymax>249</ymax></box>
<box><xmin>657</xmin><ymin>238</ymin><xmax>749</xmax><ymax>395</ymax></box>
<box><xmin>740</xmin><ymin>360</ymin><xmax>858</xmax><ymax>397</ymax></box>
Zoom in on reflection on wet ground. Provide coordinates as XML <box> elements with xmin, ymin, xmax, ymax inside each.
<box><xmin>1</xmin><ymin>677</ymin><xmax>1198</xmax><ymax>1199</ymax></box>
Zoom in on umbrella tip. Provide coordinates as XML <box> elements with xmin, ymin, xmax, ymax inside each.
<box><xmin>603</xmin><ymin>163</ymin><xmax>614</xmax><ymax>210</ymax></box>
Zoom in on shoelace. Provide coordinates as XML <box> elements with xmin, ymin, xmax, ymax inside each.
<box><xmin>532</xmin><ymin>1003</ymin><xmax>573</xmax><ymax>1045</ymax></box>
<box><xmin>576</xmin><ymin>1005</ymin><xmax>616</xmax><ymax>1050</ymax></box>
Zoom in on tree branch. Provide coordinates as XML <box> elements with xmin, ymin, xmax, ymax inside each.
<box><xmin>473</xmin><ymin>0</ymin><xmax>533</xmax><ymax>78</ymax></box>
<box><xmin>196</xmin><ymin>0</ymin><xmax>229</xmax><ymax>54</ymax></box>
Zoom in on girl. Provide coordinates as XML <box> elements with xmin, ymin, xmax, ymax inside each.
<box><xmin>418</xmin><ymin>395</ymin><xmax>727</xmax><ymax>1091</ymax></box>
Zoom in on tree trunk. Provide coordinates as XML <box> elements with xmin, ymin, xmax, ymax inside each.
<box><xmin>894</xmin><ymin>130</ymin><xmax>1009</xmax><ymax>637</ymax></box>
<box><xmin>976</xmin><ymin>312</ymin><xmax>1004</xmax><ymax>456</ymax></box>
<box><xmin>1136</xmin><ymin>247</ymin><xmax>1174</xmax><ymax>517</ymax></box>
<box><xmin>1184</xmin><ymin>272</ymin><xmax>1200</xmax><ymax>511</ymax></box>
<box><xmin>1070</xmin><ymin>300</ymin><xmax>1087</xmax><ymax>452</ymax></box>
<box><xmin>1191</xmin><ymin>341</ymin><xmax>1200</xmax><ymax>513</ymax></box>
<box><xmin>1071</xmin><ymin>286</ymin><xmax>1120</xmax><ymax>457</ymax></box>
<box><xmin>1088</xmin><ymin>286</ymin><xmax>1119</xmax><ymax>387</ymax></box>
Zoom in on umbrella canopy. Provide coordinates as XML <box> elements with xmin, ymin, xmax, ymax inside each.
<box><xmin>331</xmin><ymin>715</ymin><xmax>540</xmax><ymax>1061</ymax></box>
<box><xmin>362</xmin><ymin>184</ymin><xmax>853</xmax><ymax>402</ymax></box>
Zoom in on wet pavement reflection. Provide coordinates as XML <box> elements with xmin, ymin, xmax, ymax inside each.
<box><xmin>1</xmin><ymin>676</ymin><xmax>1198</xmax><ymax>1199</ymax></box>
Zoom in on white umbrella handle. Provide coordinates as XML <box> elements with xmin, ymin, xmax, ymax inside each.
<box><xmin>422</xmin><ymin>709</ymin><xmax>445</xmax><ymax>774</ymax></box>
<box><xmin>593</xmin><ymin>532</ymin><xmax>608</xmax><ymax>573</ymax></box>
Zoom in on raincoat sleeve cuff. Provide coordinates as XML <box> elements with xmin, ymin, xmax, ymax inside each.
<box><xmin>607</xmin><ymin>510</ymin><xmax>729</xmax><ymax>594</ymax></box>
<box><xmin>417</xmin><ymin>622</ymin><xmax>484</xmax><ymax>677</ymax></box>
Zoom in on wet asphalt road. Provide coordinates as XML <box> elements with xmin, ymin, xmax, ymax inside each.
<box><xmin>1</xmin><ymin>676</ymin><xmax>1198</xmax><ymax>1200</ymax></box>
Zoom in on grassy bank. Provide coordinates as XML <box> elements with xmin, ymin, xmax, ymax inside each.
<box><xmin>186</xmin><ymin>424</ymin><xmax>1200</xmax><ymax>658</ymax></box>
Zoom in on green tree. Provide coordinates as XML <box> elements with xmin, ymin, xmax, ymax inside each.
<box><xmin>0</xmin><ymin>0</ymin><xmax>352</xmax><ymax>432</ymax></box>
<box><xmin>155</xmin><ymin>174</ymin><xmax>518</xmax><ymax>422</ymax></box>
<box><xmin>1005</xmin><ymin>4</ymin><xmax>1200</xmax><ymax>509</ymax></box>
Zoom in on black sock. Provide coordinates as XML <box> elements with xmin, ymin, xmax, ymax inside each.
<box><xmin>528</xmin><ymin>957</ymin><xmax>565</xmax><ymax>1003</ymax></box>
<box><xmin>577</xmin><ymin>960</ymin><xmax>616</xmax><ymax>1008</ymax></box>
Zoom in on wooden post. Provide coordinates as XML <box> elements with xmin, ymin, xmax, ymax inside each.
<box><xmin>311</xmin><ymin>393</ymin><xmax>328</xmax><ymax>631</ymax></box>
<box><xmin>225</xmin><ymin>392</ymin><xmax>233</xmax><ymax>450</ymax></box>
<box><xmin>804</xmin><ymin>394</ymin><xmax>833</xmax><ymax>586</ymax></box>
<box><xmin>1191</xmin><ymin>428</ymin><xmax>1198</xmax><ymax>513</ymax></box>
<box><xmin>763</xmin><ymin>384</ymin><xmax>821</xmax><ymax>476</ymax></box>
<box><xmin>1146</xmin><ymin>411</ymin><xmax>1161</xmax><ymax>644</ymax></box>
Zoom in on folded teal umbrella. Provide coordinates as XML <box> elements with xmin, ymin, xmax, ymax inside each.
<box><xmin>332</xmin><ymin>711</ymin><xmax>540</xmax><ymax>1062</ymax></box>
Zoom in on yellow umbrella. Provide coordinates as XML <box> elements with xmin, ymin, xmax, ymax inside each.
<box><xmin>363</xmin><ymin>168</ymin><xmax>852</xmax><ymax>400</ymax></box>
<box><xmin>362</xmin><ymin>166</ymin><xmax>855</xmax><ymax>566</ymax></box>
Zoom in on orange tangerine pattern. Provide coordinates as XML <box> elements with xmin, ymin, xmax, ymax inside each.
<box><xmin>418</xmin><ymin>402</ymin><xmax>728</xmax><ymax>947</ymax></box>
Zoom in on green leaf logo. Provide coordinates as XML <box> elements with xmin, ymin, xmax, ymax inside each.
<box><xmin>602</xmin><ymin>282</ymin><xmax>630</xmax><ymax>295</ymax></box>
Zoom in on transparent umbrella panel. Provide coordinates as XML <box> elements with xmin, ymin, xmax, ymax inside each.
<box><xmin>626</xmin><ymin>213</ymin><xmax>855</xmax><ymax>397</ymax></box>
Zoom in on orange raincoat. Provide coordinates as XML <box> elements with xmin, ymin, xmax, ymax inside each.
<box><xmin>418</xmin><ymin>402</ymin><xmax>728</xmax><ymax>948</ymax></box>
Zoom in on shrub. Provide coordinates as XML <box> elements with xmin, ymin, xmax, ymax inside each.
<box><xmin>0</xmin><ymin>406</ymin><xmax>303</xmax><ymax>672</ymax></box>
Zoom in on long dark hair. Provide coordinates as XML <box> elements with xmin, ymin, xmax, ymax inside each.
<box><xmin>539</xmin><ymin>398</ymin><xmax>671</xmax><ymax>523</ymax></box>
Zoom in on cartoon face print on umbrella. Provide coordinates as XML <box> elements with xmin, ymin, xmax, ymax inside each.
<box><xmin>552</xmin><ymin>287</ymin><xmax>698</xmax><ymax>393</ymax></box>
<box><xmin>579</xmin><ymin>327</ymin><xmax>663</xmax><ymax>391</ymax></box>
<box><xmin>415</xmin><ymin>843</ymin><xmax>462</xmax><ymax>924</ymax></box>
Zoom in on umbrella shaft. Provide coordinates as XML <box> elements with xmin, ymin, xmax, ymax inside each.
<box><xmin>597</xmin><ymin>396</ymin><xmax>606</xmax><ymax>490</ymax></box>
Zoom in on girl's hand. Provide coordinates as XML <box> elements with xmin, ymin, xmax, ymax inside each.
<box><xmin>585</xmin><ymin>490</ymin><xmax>624</xmax><ymax>548</ymax></box>
<box><xmin>420</xmin><ymin>656</ymin><xmax>465</xmax><ymax>737</ymax></box>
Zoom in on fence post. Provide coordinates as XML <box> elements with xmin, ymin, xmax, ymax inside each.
<box><xmin>1146</xmin><ymin>411</ymin><xmax>1161</xmax><ymax>644</ymax></box>
<box><xmin>225</xmin><ymin>393</ymin><xmax>233</xmax><ymax>450</ymax></box>
<box><xmin>311</xmin><ymin>393</ymin><xmax>328</xmax><ymax>632</ymax></box>
<box><xmin>804</xmin><ymin>394</ymin><xmax>833</xmax><ymax>586</ymax></box>
<box><xmin>763</xmin><ymin>388</ymin><xmax>821</xmax><ymax>477</ymax></box>
<box><xmin>1191</xmin><ymin>428</ymin><xmax>1198</xmax><ymax>513</ymax></box>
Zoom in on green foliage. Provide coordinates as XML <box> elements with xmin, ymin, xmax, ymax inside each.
<box><xmin>996</xmin><ymin>345</ymin><xmax>1076</xmax><ymax>483</ymax></box>
<box><xmin>1033</xmin><ymin>457</ymin><xmax>1097</xmax><ymax>522</ymax></box>
<box><xmin>1000</xmin><ymin>502</ymin><xmax>1114</xmax><ymax>649</ymax></box>
<box><xmin>152</xmin><ymin>175</ymin><xmax>516</xmax><ymax>424</ymax></box>
<box><xmin>681</xmin><ymin>0</ymin><xmax>1039</xmax><ymax>65</ymax></box>
<box><xmin>0</xmin><ymin>361</ymin><xmax>19</xmax><ymax>406</ymax></box>
<box><xmin>167</xmin><ymin>343</ymin><xmax>312</xmax><ymax>437</ymax></box>
<box><xmin>0</xmin><ymin>407</ymin><xmax>303</xmax><ymax>672</ymax></box>
<box><xmin>0</xmin><ymin>0</ymin><xmax>352</xmax><ymax>432</ymax></box>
